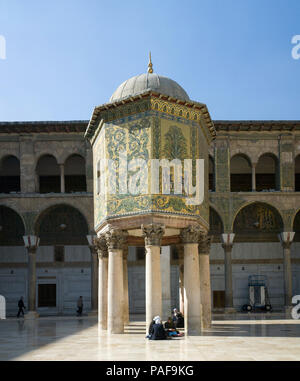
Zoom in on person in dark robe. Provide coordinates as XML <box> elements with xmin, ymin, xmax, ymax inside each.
<box><xmin>17</xmin><ymin>296</ymin><xmax>25</xmax><ymax>318</ymax></box>
<box><xmin>149</xmin><ymin>318</ymin><xmax>167</xmax><ymax>340</ymax></box>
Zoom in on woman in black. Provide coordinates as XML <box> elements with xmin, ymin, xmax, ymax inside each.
<box><xmin>149</xmin><ymin>318</ymin><xmax>167</xmax><ymax>340</ymax></box>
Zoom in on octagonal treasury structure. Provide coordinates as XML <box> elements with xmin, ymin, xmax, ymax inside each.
<box><xmin>85</xmin><ymin>76</ymin><xmax>216</xmax><ymax>244</ymax></box>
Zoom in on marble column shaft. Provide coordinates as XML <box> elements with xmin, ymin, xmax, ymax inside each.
<box><xmin>96</xmin><ymin>236</ymin><xmax>108</xmax><ymax>330</ymax></box>
<box><xmin>105</xmin><ymin>227</ymin><xmax>128</xmax><ymax>334</ymax></box>
<box><xmin>142</xmin><ymin>224</ymin><xmax>164</xmax><ymax>333</ymax></box>
<box><xmin>90</xmin><ymin>247</ymin><xmax>98</xmax><ymax>312</ymax></box>
<box><xmin>123</xmin><ymin>246</ymin><xmax>129</xmax><ymax>325</ymax></box>
<box><xmin>27</xmin><ymin>248</ymin><xmax>37</xmax><ymax>312</ymax></box>
<box><xmin>222</xmin><ymin>243</ymin><xmax>234</xmax><ymax>309</ymax></box>
<box><xmin>161</xmin><ymin>246</ymin><xmax>171</xmax><ymax>320</ymax></box>
<box><xmin>198</xmin><ymin>235</ymin><xmax>212</xmax><ymax>328</ymax></box>
<box><xmin>181</xmin><ymin>225</ymin><xmax>203</xmax><ymax>335</ymax></box>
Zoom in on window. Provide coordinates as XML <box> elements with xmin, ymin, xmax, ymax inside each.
<box><xmin>54</xmin><ymin>246</ymin><xmax>64</xmax><ymax>262</ymax></box>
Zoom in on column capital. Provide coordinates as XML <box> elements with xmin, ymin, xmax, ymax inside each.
<box><xmin>142</xmin><ymin>223</ymin><xmax>165</xmax><ymax>246</ymax></box>
<box><xmin>95</xmin><ymin>235</ymin><xmax>108</xmax><ymax>259</ymax></box>
<box><xmin>23</xmin><ymin>235</ymin><xmax>40</xmax><ymax>253</ymax></box>
<box><xmin>198</xmin><ymin>235</ymin><xmax>212</xmax><ymax>255</ymax></box>
<box><xmin>105</xmin><ymin>226</ymin><xmax>128</xmax><ymax>250</ymax></box>
<box><xmin>180</xmin><ymin>224</ymin><xmax>205</xmax><ymax>244</ymax></box>
<box><xmin>279</xmin><ymin>232</ymin><xmax>295</xmax><ymax>249</ymax></box>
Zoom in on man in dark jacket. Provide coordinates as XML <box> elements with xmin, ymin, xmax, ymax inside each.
<box><xmin>149</xmin><ymin>318</ymin><xmax>167</xmax><ymax>340</ymax></box>
<box><xmin>17</xmin><ymin>297</ymin><xmax>25</xmax><ymax>318</ymax></box>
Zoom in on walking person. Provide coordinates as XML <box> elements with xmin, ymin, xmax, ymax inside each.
<box><xmin>77</xmin><ymin>296</ymin><xmax>83</xmax><ymax>316</ymax></box>
<box><xmin>17</xmin><ymin>296</ymin><xmax>25</xmax><ymax>318</ymax></box>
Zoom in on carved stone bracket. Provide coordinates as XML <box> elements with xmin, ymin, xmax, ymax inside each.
<box><xmin>198</xmin><ymin>235</ymin><xmax>212</xmax><ymax>255</ymax></box>
<box><xmin>180</xmin><ymin>224</ymin><xmax>205</xmax><ymax>244</ymax></box>
<box><xmin>142</xmin><ymin>224</ymin><xmax>165</xmax><ymax>246</ymax></box>
<box><xmin>95</xmin><ymin>235</ymin><xmax>108</xmax><ymax>259</ymax></box>
<box><xmin>105</xmin><ymin>226</ymin><xmax>128</xmax><ymax>250</ymax></box>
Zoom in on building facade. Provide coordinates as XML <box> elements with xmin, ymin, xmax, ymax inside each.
<box><xmin>1</xmin><ymin>79</ymin><xmax>300</xmax><ymax>320</ymax></box>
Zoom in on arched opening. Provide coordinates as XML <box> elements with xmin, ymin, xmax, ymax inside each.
<box><xmin>256</xmin><ymin>153</ymin><xmax>279</xmax><ymax>191</ymax></box>
<box><xmin>36</xmin><ymin>155</ymin><xmax>60</xmax><ymax>193</ymax></box>
<box><xmin>64</xmin><ymin>154</ymin><xmax>86</xmax><ymax>193</ymax></box>
<box><xmin>230</xmin><ymin>154</ymin><xmax>252</xmax><ymax>192</ymax></box>
<box><xmin>35</xmin><ymin>204</ymin><xmax>89</xmax><ymax>311</ymax></box>
<box><xmin>209</xmin><ymin>156</ymin><xmax>215</xmax><ymax>191</ymax></box>
<box><xmin>0</xmin><ymin>206</ymin><xmax>25</xmax><ymax>246</ymax></box>
<box><xmin>295</xmin><ymin>155</ymin><xmax>300</xmax><ymax>191</ymax></box>
<box><xmin>35</xmin><ymin>204</ymin><xmax>89</xmax><ymax>246</ymax></box>
<box><xmin>233</xmin><ymin>202</ymin><xmax>283</xmax><ymax>242</ymax></box>
<box><xmin>0</xmin><ymin>156</ymin><xmax>20</xmax><ymax>193</ymax></box>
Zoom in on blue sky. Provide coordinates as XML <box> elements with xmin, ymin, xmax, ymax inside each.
<box><xmin>0</xmin><ymin>0</ymin><xmax>299</xmax><ymax>121</ymax></box>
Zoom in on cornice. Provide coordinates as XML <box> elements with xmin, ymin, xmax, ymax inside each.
<box><xmin>84</xmin><ymin>90</ymin><xmax>216</xmax><ymax>143</ymax></box>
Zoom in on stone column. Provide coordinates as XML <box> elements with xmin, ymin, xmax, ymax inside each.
<box><xmin>23</xmin><ymin>235</ymin><xmax>40</xmax><ymax>319</ymax></box>
<box><xmin>142</xmin><ymin>223</ymin><xmax>165</xmax><ymax>333</ymax></box>
<box><xmin>177</xmin><ymin>244</ymin><xmax>184</xmax><ymax>315</ymax></box>
<box><xmin>95</xmin><ymin>235</ymin><xmax>108</xmax><ymax>330</ymax></box>
<box><xmin>123</xmin><ymin>245</ymin><xmax>129</xmax><ymax>326</ymax></box>
<box><xmin>86</xmin><ymin>235</ymin><xmax>98</xmax><ymax>315</ymax></box>
<box><xmin>161</xmin><ymin>246</ymin><xmax>171</xmax><ymax>320</ymax></box>
<box><xmin>105</xmin><ymin>226</ymin><xmax>128</xmax><ymax>334</ymax></box>
<box><xmin>180</xmin><ymin>225</ymin><xmax>203</xmax><ymax>335</ymax></box>
<box><xmin>252</xmin><ymin>163</ymin><xmax>256</xmax><ymax>192</ymax></box>
<box><xmin>221</xmin><ymin>233</ymin><xmax>235</xmax><ymax>313</ymax></box>
<box><xmin>60</xmin><ymin>164</ymin><xmax>65</xmax><ymax>193</ymax></box>
<box><xmin>279</xmin><ymin>232</ymin><xmax>295</xmax><ymax>312</ymax></box>
<box><xmin>198</xmin><ymin>234</ymin><xmax>212</xmax><ymax>328</ymax></box>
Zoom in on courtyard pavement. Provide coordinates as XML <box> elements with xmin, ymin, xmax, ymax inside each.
<box><xmin>0</xmin><ymin>313</ymin><xmax>299</xmax><ymax>361</ymax></box>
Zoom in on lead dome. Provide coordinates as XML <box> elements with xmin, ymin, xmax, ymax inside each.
<box><xmin>109</xmin><ymin>72</ymin><xmax>190</xmax><ymax>102</ymax></box>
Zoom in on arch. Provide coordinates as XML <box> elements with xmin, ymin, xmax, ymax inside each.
<box><xmin>230</xmin><ymin>153</ymin><xmax>252</xmax><ymax>192</ymax></box>
<box><xmin>64</xmin><ymin>154</ymin><xmax>86</xmax><ymax>193</ymax></box>
<box><xmin>292</xmin><ymin>208</ymin><xmax>300</xmax><ymax>242</ymax></box>
<box><xmin>209</xmin><ymin>155</ymin><xmax>215</xmax><ymax>191</ymax></box>
<box><xmin>0</xmin><ymin>205</ymin><xmax>25</xmax><ymax>246</ymax></box>
<box><xmin>233</xmin><ymin>201</ymin><xmax>283</xmax><ymax>242</ymax></box>
<box><xmin>35</xmin><ymin>204</ymin><xmax>89</xmax><ymax>245</ymax></box>
<box><xmin>295</xmin><ymin>154</ymin><xmax>300</xmax><ymax>191</ymax></box>
<box><xmin>0</xmin><ymin>155</ymin><xmax>20</xmax><ymax>193</ymax></box>
<box><xmin>256</xmin><ymin>153</ymin><xmax>279</xmax><ymax>191</ymax></box>
<box><xmin>36</xmin><ymin>154</ymin><xmax>60</xmax><ymax>193</ymax></box>
<box><xmin>209</xmin><ymin>206</ymin><xmax>224</xmax><ymax>237</ymax></box>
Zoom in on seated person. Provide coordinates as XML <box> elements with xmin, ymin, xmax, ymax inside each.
<box><xmin>164</xmin><ymin>317</ymin><xmax>176</xmax><ymax>330</ymax></box>
<box><xmin>149</xmin><ymin>318</ymin><xmax>167</xmax><ymax>340</ymax></box>
<box><xmin>164</xmin><ymin>317</ymin><xmax>184</xmax><ymax>337</ymax></box>
<box><xmin>175</xmin><ymin>312</ymin><xmax>184</xmax><ymax>328</ymax></box>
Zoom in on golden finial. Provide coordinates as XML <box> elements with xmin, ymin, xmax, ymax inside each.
<box><xmin>148</xmin><ymin>51</ymin><xmax>153</xmax><ymax>73</ymax></box>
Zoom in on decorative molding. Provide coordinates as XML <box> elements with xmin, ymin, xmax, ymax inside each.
<box><xmin>94</xmin><ymin>235</ymin><xmax>108</xmax><ymax>259</ymax></box>
<box><xmin>142</xmin><ymin>223</ymin><xmax>165</xmax><ymax>246</ymax></box>
<box><xmin>105</xmin><ymin>226</ymin><xmax>128</xmax><ymax>250</ymax></box>
<box><xmin>180</xmin><ymin>224</ymin><xmax>206</xmax><ymax>244</ymax></box>
<box><xmin>198</xmin><ymin>235</ymin><xmax>212</xmax><ymax>255</ymax></box>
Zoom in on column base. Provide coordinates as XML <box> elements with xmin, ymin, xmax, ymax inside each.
<box><xmin>25</xmin><ymin>311</ymin><xmax>39</xmax><ymax>319</ymax></box>
<box><xmin>224</xmin><ymin>307</ymin><xmax>236</xmax><ymax>314</ymax></box>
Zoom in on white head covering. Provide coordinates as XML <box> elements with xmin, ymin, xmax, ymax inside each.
<box><xmin>153</xmin><ymin>315</ymin><xmax>160</xmax><ymax>321</ymax></box>
<box><xmin>154</xmin><ymin>318</ymin><xmax>161</xmax><ymax>324</ymax></box>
